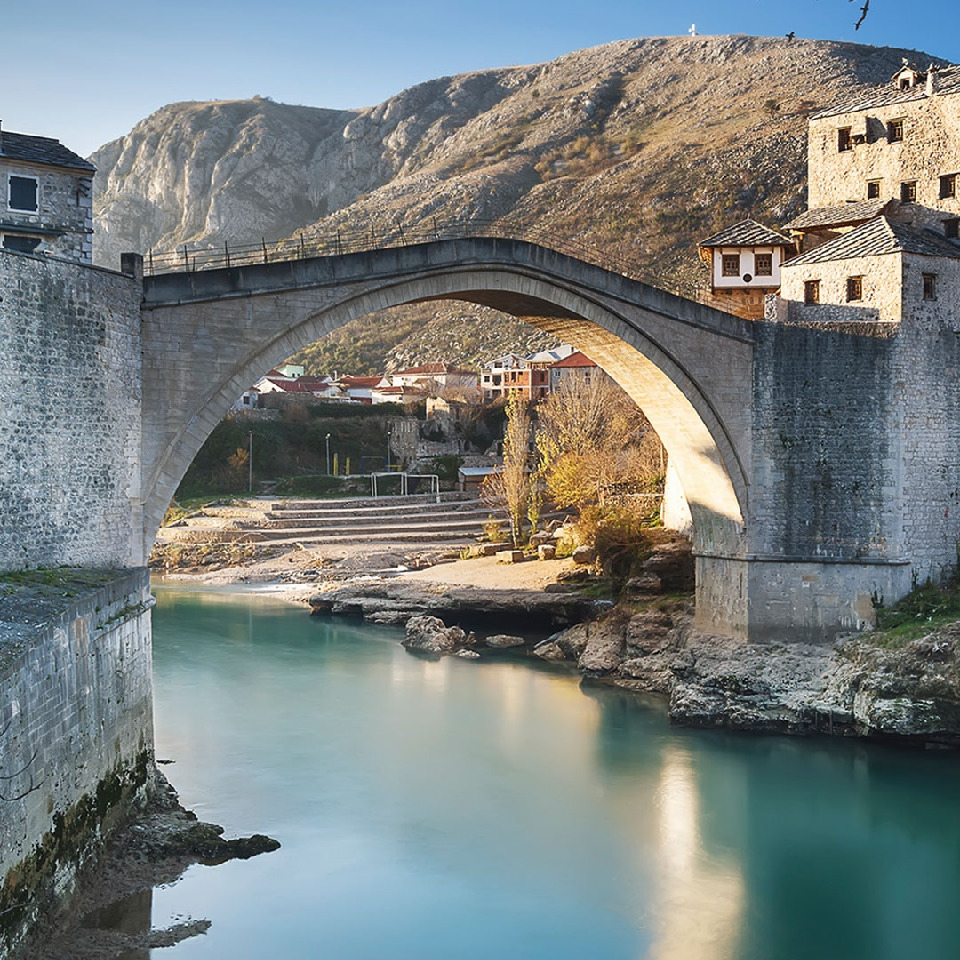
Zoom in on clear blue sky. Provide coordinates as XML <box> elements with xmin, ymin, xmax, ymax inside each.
<box><xmin>3</xmin><ymin>0</ymin><xmax>957</xmax><ymax>157</ymax></box>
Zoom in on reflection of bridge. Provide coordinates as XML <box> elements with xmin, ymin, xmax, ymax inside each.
<box><xmin>135</xmin><ymin>233</ymin><xmax>949</xmax><ymax>642</ymax></box>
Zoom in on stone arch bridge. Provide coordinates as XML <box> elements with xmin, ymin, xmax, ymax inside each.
<box><xmin>134</xmin><ymin>235</ymin><xmax>951</xmax><ymax>643</ymax></box>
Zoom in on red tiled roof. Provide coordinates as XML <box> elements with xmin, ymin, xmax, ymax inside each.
<box><xmin>392</xmin><ymin>362</ymin><xmax>476</xmax><ymax>376</ymax></box>
<box><xmin>550</xmin><ymin>351</ymin><xmax>597</xmax><ymax>369</ymax></box>
<box><xmin>339</xmin><ymin>375</ymin><xmax>382</xmax><ymax>387</ymax></box>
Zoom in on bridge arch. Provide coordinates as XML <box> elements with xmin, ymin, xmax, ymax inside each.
<box><xmin>140</xmin><ymin>239</ymin><xmax>755</xmax><ymax>634</ymax></box>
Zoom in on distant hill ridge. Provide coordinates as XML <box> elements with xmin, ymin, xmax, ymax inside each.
<box><xmin>91</xmin><ymin>35</ymin><xmax>945</xmax><ymax>373</ymax></box>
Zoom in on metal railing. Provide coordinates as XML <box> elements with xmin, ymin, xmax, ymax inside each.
<box><xmin>141</xmin><ymin>217</ymin><xmax>701</xmax><ymax>302</ymax></box>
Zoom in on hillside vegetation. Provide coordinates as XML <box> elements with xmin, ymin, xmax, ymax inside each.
<box><xmin>91</xmin><ymin>35</ymin><xmax>940</xmax><ymax>372</ymax></box>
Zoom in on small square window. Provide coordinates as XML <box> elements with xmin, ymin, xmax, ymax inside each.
<box><xmin>888</xmin><ymin>119</ymin><xmax>904</xmax><ymax>143</ymax></box>
<box><xmin>1</xmin><ymin>234</ymin><xmax>41</xmax><ymax>253</ymax></box>
<box><xmin>804</xmin><ymin>280</ymin><xmax>820</xmax><ymax>304</ymax></box>
<box><xmin>846</xmin><ymin>276</ymin><xmax>863</xmax><ymax>302</ymax></box>
<box><xmin>923</xmin><ymin>273</ymin><xmax>937</xmax><ymax>301</ymax></box>
<box><xmin>944</xmin><ymin>218</ymin><xmax>960</xmax><ymax>239</ymax></box>
<box><xmin>8</xmin><ymin>176</ymin><xmax>38</xmax><ymax>212</ymax></box>
<box><xmin>867</xmin><ymin>180</ymin><xmax>882</xmax><ymax>199</ymax></box>
<box><xmin>721</xmin><ymin>253</ymin><xmax>740</xmax><ymax>277</ymax></box>
<box><xmin>940</xmin><ymin>174</ymin><xmax>957</xmax><ymax>199</ymax></box>
<box><xmin>901</xmin><ymin>181</ymin><xmax>917</xmax><ymax>203</ymax></box>
<box><xmin>838</xmin><ymin>127</ymin><xmax>853</xmax><ymax>152</ymax></box>
<box><xmin>754</xmin><ymin>253</ymin><xmax>773</xmax><ymax>277</ymax></box>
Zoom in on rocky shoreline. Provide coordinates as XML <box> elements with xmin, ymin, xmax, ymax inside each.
<box><xmin>16</xmin><ymin>770</ymin><xmax>280</xmax><ymax>960</ymax></box>
<box><xmin>310</xmin><ymin>577</ymin><xmax>960</xmax><ymax>747</ymax></box>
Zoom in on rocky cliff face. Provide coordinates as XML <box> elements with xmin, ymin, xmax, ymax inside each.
<box><xmin>91</xmin><ymin>35</ymin><xmax>940</xmax><ymax>367</ymax></box>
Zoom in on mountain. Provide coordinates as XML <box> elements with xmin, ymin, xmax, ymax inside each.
<box><xmin>90</xmin><ymin>35</ymin><xmax>944</xmax><ymax>371</ymax></box>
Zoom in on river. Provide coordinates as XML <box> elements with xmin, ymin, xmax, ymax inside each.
<box><xmin>139</xmin><ymin>587</ymin><xmax>960</xmax><ymax>959</ymax></box>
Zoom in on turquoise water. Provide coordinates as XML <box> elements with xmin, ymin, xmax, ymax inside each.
<box><xmin>145</xmin><ymin>588</ymin><xmax>960</xmax><ymax>959</ymax></box>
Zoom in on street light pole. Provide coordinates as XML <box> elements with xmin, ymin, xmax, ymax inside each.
<box><xmin>386</xmin><ymin>429</ymin><xmax>391</xmax><ymax>471</ymax></box>
<box><xmin>325</xmin><ymin>433</ymin><xmax>331</xmax><ymax>475</ymax></box>
<box><xmin>248</xmin><ymin>431</ymin><xmax>253</xmax><ymax>493</ymax></box>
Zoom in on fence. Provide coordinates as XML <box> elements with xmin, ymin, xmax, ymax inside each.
<box><xmin>141</xmin><ymin>217</ymin><xmax>702</xmax><ymax>302</ymax></box>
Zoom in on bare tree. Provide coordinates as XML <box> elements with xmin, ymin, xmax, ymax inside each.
<box><xmin>481</xmin><ymin>391</ymin><xmax>532</xmax><ymax>546</ymax></box>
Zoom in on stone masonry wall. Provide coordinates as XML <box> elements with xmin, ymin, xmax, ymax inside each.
<box><xmin>0</xmin><ymin>569</ymin><xmax>154</xmax><ymax>957</ymax></box>
<box><xmin>778</xmin><ymin>252</ymin><xmax>902</xmax><ymax>323</ymax></box>
<box><xmin>808</xmin><ymin>91</ymin><xmax>960</xmax><ymax>232</ymax></box>
<box><xmin>1</xmin><ymin>162</ymin><xmax>93</xmax><ymax>263</ymax></box>
<box><xmin>0</xmin><ymin>251</ymin><xmax>144</xmax><ymax>570</ymax></box>
<box><xmin>893</xmin><ymin>254</ymin><xmax>960</xmax><ymax>584</ymax></box>
<box><xmin>750</xmin><ymin>321</ymin><xmax>901</xmax><ymax>560</ymax></box>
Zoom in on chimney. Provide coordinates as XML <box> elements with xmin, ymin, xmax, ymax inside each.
<box><xmin>927</xmin><ymin>66</ymin><xmax>938</xmax><ymax>96</ymax></box>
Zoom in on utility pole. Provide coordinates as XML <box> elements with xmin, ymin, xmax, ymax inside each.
<box><xmin>248</xmin><ymin>432</ymin><xmax>254</xmax><ymax>493</ymax></box>
<box><xmin>386</xmin><ymin>428</ymin><xmax>392</xmax><ymax>470</ymax></box>
<box><xmin>325</xmin><ymin>433</ymin><xmax>331</xmax><ymax>475</ymax></box>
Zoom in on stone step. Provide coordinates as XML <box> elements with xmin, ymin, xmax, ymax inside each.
<box><xmin>267</xmin><ymin>500</ymin><xmax>488</xmax><ymax>521</ymax></box>
<box><xmin>267</xmin><ymin>491</ymin><xmax>475</xmax><ymax>512</ymax></box>
<box><xmin>246</xmin><ymin>516</ymin><xmax>495</xmax><ymax>542</ymax></box>
<box><xmin>255</xmin><ymin>506</ymin><xmax>494</xmax><ymax>529</ymax></box>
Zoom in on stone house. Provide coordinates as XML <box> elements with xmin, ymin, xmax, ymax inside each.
<box><xmin>548</xmin><ymin>350</ymin><xmax>607</xmax><ymax>390</ymax></box>
<box><xmin>772</xmin><ymin>61</ymin><xmax>960</xmax><ymax>320</ymax></box>
<box><xmin>804</xmin><ymin>61</ymin><xmax>960</xmax><ymax>240</ymax></box>
<box><xmin>698</xmin><ymin>220</ymin><xmax>795</xmax><ymax>320</ymax></box>
<box><xmin>0</xmin><ymin>122</ymin><xmax>95</xmax><ymax>262</ymax></box>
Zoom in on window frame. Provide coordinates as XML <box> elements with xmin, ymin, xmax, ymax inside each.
<box><xmin>900</xmin><ymin>180</ymin><xmax>917</xmax><ymax>203</ymax></box>
<box><xmin>1</xmin><ymin>232</ymin><xmax>43</xmax><ymax>254</ymax></box>
<box><xmin>721</xmin><ymin>253</ymin><xmax>740</xmax><ymax>278</ymax></box>
<box><xmin>7</xmin><ymin>174</ymin><xmax>39</xmax><ymax>213</ymax></box>
<box><xmin>754</xmin><ymin>252</ymin><xmax>773</xmax><ymax>277</ymax></box>
<box><xmin>940</xmin><ymin>173</ymin><xmax>958</xmax><ymax>199</ymax></box>
<box><xmin>866</xmin><ymin>180</ymin><xmax>882</xmax><ymax>200</ymax></box>
<box><xmin>888</xmin><ymin>118</ymin><xmax>905</xmax><ymax>143</ymax></box>
<box><xmin>846</xmin><ymin>276</ymin><xmax>863</xmax><ymax>302</ymax></box>
<box><xmin>837</xmin><ymin>127</ymin><xmax>853</xmax><ymax>152</ymax></box>
<box><xmin>804</xmin><ymin>279</ymin><xmax>821</xmax><ymax>305</ymax></box>
<box><xmin>922</xmin><ymin>273</ymin><xmax>937</xmax><ymax>301</ymax></box>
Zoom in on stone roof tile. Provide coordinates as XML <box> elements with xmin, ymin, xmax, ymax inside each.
<box><xmin>812</xmin><ymin>64</ymin><xmax>960</xmax><ymax>120</ymax></box>
<box><xmin>784</xmin><ymin>199</ymin><xmax>894</xmax><ymax>231</ymax></box>
<box><xmin>785</xmin><ymin>217</ymin><xmax>960</xmax><ymax>266</ymax></box>
<box><xmin>0</xmin><ymin>130</ymin><xmax>95</xmax><ymax>174</ymax></box>
<box><xmin>699</xmin><ymin>220</ymin><xmax>793</xmax><ymax>248</ymax></box>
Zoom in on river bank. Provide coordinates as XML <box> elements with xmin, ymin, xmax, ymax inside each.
<box><xmin>154</xmin><ymin>540</ymin><xmax>960</xmax><ymax>746</ymax></box>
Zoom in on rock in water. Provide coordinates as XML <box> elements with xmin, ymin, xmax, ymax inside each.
<box><xmin>403</xmin><ymin>614</ymin><xmax>467</xmax><ymax>654</ymax></box>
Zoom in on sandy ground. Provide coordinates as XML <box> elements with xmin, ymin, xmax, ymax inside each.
<box><xmin>155</xmin><ymin>541</ymin><xmax>577</xmax><ymax>601</ymax></box>
<box><xmin>401</xmin><ymin>554</ymin><xmax>577</xmax><ymax>591</ymax></box>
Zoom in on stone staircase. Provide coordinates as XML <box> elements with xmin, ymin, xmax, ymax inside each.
<box><xmin>161</xmin><ymin>492</ymin><xmax>505</xmax><ymax>549</ymax></box>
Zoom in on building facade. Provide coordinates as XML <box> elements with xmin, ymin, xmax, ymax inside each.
<box><xmin>0</xmin><ymin>124</ymin><xmax>95</xmax><ymax>262</ymax></box>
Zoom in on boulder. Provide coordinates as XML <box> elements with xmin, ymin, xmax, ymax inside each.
<box><xmin>484</xmin><ymin>633</ymin><xmax>526</xmax><ymax>649</ymax></box>
<box><xmin>532</xmin><ymin>639</ymin><xmax>566</xmax><ymax>661</ymax></box>
<box><xmin>572</xmin><ymin>545</ymin><xmax>595</xmax><ymax>565</ymax></box>
<box><xmin>578</xmin><ymin>619</ymin><xmax>626</xmax><ymax>675</ymax></box>
<box><xmin>641</xmin><ymin>541</ymin><xmax>694</xmax><ymax>591</ymax></box>
<box><xmin>537</xmin><ymin>543</ymin><xmax>557</xmax><ymax>561</ymax></box>
<box><xmin>403</xmin><ymin>615</ymin><xmax>467</xmax><ymax>654</ymax></box>
<box><xmin>555</xmin><ymin>623</ymin><xmax>590</xmax><ymax>659</ymax></box>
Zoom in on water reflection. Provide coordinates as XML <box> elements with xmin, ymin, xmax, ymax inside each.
<box><xmin>149</xmin><ymin>589</ymin><xmax>960</xmax><ymax>960</ymax></box>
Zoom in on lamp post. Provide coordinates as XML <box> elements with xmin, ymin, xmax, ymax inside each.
<box><xmin>325</xmin><ymin>433</ymin><xmax>331</xmax><ymax>475</ymax></box>
<box><xmin>248</xmin><ymin>432</ymin><xmax>253</xmax><ymax>493</ymax></box>
<box><xmin>386</xmin><ymin>429</ymin><xmax>392</xmax><ymax>471</ymax></box>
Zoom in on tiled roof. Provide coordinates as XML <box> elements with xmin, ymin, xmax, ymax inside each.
<box><xmin>0</xmin><ymin>130</ymin><xmax>95</xmax><ymax>173</ymax></box>
<box><xmin>784</xmin><ymin>217</ymin><xmax>960</xmax><ymax>266</ymax></box>
<box><xmin>551</xmin><ymin>351</ymin><xmax>597</xmax><ymax>369</ymax></box>
<box><xmin>393</xmin><ymin>362</ymin><xmax>476</xmax><ymax>376</ymax></box>
<box><xmin>699</xmin><ymin>220</ymin><xmax>793</xmax><ymax>248</ymax></box>
<box><xmin>338</xmin><ymin>375</ymin><xmax>382</xmax><ymax>387</ymax></box>
<box><xmin>811</xmin><ymin>64</ymin><xmax>960</xmax><ymax>119</ymax></box>
<box><xmin>784</xmin><ymin>199</ymin><xmax>894</xmax><ymax>231</ymax></box>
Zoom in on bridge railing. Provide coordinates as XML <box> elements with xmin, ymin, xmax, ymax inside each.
<box><xmin>142</xmin><ymin>218</ymin><xmax>702</xmax><ymax>301</ymax></box>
